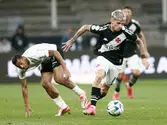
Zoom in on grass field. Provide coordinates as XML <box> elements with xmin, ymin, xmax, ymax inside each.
<box><xmin>0</xmin><ymin>79</ymin><xmax>167</xmax><ymax>125</ymax></box>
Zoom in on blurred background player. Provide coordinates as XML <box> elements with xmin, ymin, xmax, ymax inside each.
<box><xmin>11</xmin><ymin>25</ymin><xmax>29</xmax><ymax>52</ymax></box>
<box><xmin>113</xmin><ymin>6</ymin><xmax>150</xmax><ymax>100</ymax></box>
<box><xmin>11</xmin><ymin>43</ymin><xmax>87</xmax><ymax>117</ymax></box>
<box><xmin>62</xmin><ymin>9</ymin><xmax>149</xmax><ymax>115</ymax></box>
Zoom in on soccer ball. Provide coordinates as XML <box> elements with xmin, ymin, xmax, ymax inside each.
<box><xmin>107</xmin><ymin>100</ymin><xmax>124</xmax><ymax>116</ymax></box>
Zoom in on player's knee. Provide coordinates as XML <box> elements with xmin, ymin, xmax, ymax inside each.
<box><xmin>117</xmin><ymin>73</ymin><xmax>124</xmax><ymax>80</ymax></box>
<box><xmin>132</xmin><ymin>70</ymin><xmax>140</xmax><ymax>77</ymax></box>
<box><xmin>41</xmin><ymin>81</ymin><xmax>50</xmax><ymax>89</ymax></box>
<box><xmin>95</xmin><ymin>71</ymin><xmax>104</xmax><ymax>83</ymax></box>
<box><xmin>101</xmin><ymin>87</ymin><xmax>109</xmax><ymax>94</ymax></box>
<box><xmin>42</xmin><ymin>82</ymin><xmax>49</xmax><ymax>89</ymax></box>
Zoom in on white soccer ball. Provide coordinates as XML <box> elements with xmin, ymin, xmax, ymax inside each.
<box><xmin>107</xmin><ymin>100</ymin><xmax>124</xmax><ymax>116</ymax></box>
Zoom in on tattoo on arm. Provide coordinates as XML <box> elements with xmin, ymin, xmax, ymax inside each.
<box><xmin>136</xmin><ymin>38</ymin><xmax>146</xmax><ymax>56</ymax></box>
<box><xmin>71</xmin><ymin>25</ymin><xmax>91</xmax><ymax>43</ymax></box>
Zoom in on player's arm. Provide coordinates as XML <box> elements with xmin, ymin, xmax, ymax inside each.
<box><xmin>136</xmin><ymin>37</ymin><xmax>150</xmax><ymax>69</ymax></box>
<box><xmin>18</xmin><ymin>69</ymin><xmax>32</xmax><ymax>117</ymax></box>
<box><xmin>62</xmin><ymin>25</ymin><xmax>92</xmax><ymax>52</ymax></box>
<box><xmin>21</xmin><ymin>79</ymin><xmax>28</xmax><ymax>106</ymax></box>
<box><xmin>123</xmin><ymin>28</ymin><xmax>150</xmax><ymax>69</ymax></box>
<box><xmin>21</xmin><ymin>78</ymin><xmax>32</xmax><ymax>117</ymax></box>
<box><xmin>136</xmin><ymin>37</ymin><xmax>146</xmax><ymax>56</ymax></box>
<box><xmin>69</xmin><ymin>25</ymin><xmax>91</xmax><ymax>44</ymax></box>
<box><xmin>48</xmin><ymin>50</ymin><xmax>70</xmax><ymax>79</ymax></box>
<box><xmin>138</xmin><ymin>31</ymin><xmax>150</xmax><ymax>58</ymax></box>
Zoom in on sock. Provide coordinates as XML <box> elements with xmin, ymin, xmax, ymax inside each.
<box><xmin>72</xmin><ymin>85</ymin><xmax>85</xmax><ymax>96</ymax></box>
<box><xmin>52</xmin><ymin>96</ymin><xmax>68</xmax><ymax>109</ymax></box>
<box><xmin>115</xmin><ymin>78</ymin><xmax>122</xmax><ymax>92</ymax></box>
<box><xmin>98</xmin><ymin>92</ymin><xmax>107</xmax><ymax>100</ymax></box>
<box><xmin>129</xmin><ymin>74</ymin><xmax>138</xmax><ymax>87</ymax></box>
<box><xmin>91</xmin><ymin>87</ymin><xmax>101</xmax><ymax>106</ymax></box>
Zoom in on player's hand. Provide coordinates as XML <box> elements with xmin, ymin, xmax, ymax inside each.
<box><xmin>25</xmin><ymin>104</ymin><xmax>33</xmax><ymax>117</ymax></box>
<box><xmin>145</xmin><ymin>51</ymin><xmax>150</xmax><ymax>58</ymax></box>
<box><xmin>62</xmin><ymin>40</ymin><xmax>73</xmax><ymax>52</ymax></box>
<box><xmin>142</xmin><ymin>58</ymin><xmax>150</xmax><ymax>70</ymax></box>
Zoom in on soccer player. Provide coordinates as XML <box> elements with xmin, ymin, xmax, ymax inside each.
<box><xmin>11</xmin><ymin>43</ymin><xmax>87</xmax><ymax>117</ymax></box>
<box><xmin>112</xmin><ymin>6</ymin><xmax>150</xmax><ymax>100</ymax></box>
<box><xmin>62</xmin><ymin>9</ymin><xmax>149</xmax><ymax>115</ymax></box>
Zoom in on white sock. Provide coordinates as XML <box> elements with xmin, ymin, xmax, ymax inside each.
<box><xmin>72</xmin><ymin>85</ymin><xmax>85</xmax><ymax>96</ymax></box>
<box><xmin>52</xmin><ymin>96</ymin><xmax>68</xmax><ymax>109</ymax></box>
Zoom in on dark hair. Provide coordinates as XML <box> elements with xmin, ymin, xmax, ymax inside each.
<box><xmin>11</xmin><ymin>55</ymin><xmax>21</xmax><ymax>66</ymax></box>
<box><xmin>123</xmin><ymin>6</ymin><xmax>133</xmax><ymax>11</ymax></box>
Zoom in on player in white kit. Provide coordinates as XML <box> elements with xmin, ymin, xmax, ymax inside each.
<box><xmin>11</xmin><ymin>43</ymin><xmax>87</xmax><ymax>117</ymax></box>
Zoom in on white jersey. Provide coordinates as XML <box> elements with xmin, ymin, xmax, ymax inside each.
<box><xmin>17</xmin><ymin>43</ymin><xmax>57</xmax><ymax>79</ymax></box>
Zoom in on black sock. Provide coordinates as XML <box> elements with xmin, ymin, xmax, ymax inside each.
<box><xmin>91</xmin><ymin>87</ymin><xmax>101</xmax><ymax>106</ymax></box>
<box><xmin>129</xmin><ymin>74</ymin><xmax>138</xmax><ymax>87</ymax></box>
<box><xmin>115</xmin><ymin>78</ymin><xmax>122</xmax><ymax>92</ymax></box>
<box><xmin>98</xmin><ymin>92</ymin><xmax>107</xmax><ymax>100</ymax></box>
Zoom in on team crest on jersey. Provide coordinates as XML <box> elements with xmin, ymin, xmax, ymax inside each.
<box><xmin>115</xmin><ymin>38</ymin><xmax>121</xmax><ymax>43</ymax></box>
<box><xmin>98</xmin><ymin>33</ymin><xmax>126</xmax><ymax>53</ymax></box>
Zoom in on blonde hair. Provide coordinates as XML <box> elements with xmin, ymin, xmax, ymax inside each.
<box><xmin>111</xmin><ymin>9</ymin><xmax>126</xmax><ymax>21</ymax></box>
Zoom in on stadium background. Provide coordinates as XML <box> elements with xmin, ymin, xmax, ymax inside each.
<box><xmin>0</xmin><ymin>0</ymin><xmax>166</xmax><ymax>83</ymax></box>
<box><xmin>0</xmin><ymin>1</ymin><xmax>167</xmax><ymax>125</ymax></box>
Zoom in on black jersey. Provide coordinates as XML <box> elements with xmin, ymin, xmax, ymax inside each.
<box><xmin>123</xmin><ymin>19</ymin><xmax>141</xmax><ymax>58</ymax></box>
<box><xmin>90</xmin><ymin>23</ymin><xmax>137</xmax><ymax>65</ymax></box>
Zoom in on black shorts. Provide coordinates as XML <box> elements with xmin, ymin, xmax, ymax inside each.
<box><xmin>40</xmin><ymin>47</ymin><xmax>64</xmax><ymax>73</ymax></box>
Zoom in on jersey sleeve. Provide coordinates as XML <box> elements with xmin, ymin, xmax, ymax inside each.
<box><xmin>123</xmin><ymin>27</ymin><xmax>137</xmax><ymax>42</ymax></box>
<box><xmin>35</xmin><ymin>44</ymin><xmax>57</xmax><ymax>57</ymax></box>
<box><xmin>17</xmin><ymin>68</ymin><xmax>26</xmax><ymax>79</ymax></box>
<box><xmin>90</xmin><ymin>24</ymin><xmax>108</xmax><ymax>35</ymax></box>
<box><xmin>132</xmin><ymin>19</ymin><xmax>141</xmax><ymax>34</ymax></box>
<box><xmin>134</xmin><ymin>23</ymin><xmax>141</xmax><ymax>35</ymax></box>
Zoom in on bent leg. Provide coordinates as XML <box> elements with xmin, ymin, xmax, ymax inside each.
<box><xmin>53</xmin><ymin>66</ymin><xmax>87</xmax><ymax>108</ymax></box>
<box><xmin>128</xmin><ymin>69</ymin><xmax>140</xmax><ymax>87</ymax></box>
<box><xmin>41</xmin><ymin>72</ymin><xmax>69</xmax><ymax>113</ymax></box>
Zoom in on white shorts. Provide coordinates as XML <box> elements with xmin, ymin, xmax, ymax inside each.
<box><xmin>120</xmin><ymin>54</ymin><xmax>142</xmax><ymax>73</ymax></box>
<box><xmin>95</xmin><ymin>56</ymin><xmax>122</xmax><ymax>87</ymax></box>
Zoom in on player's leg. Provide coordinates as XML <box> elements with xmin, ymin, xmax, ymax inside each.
<box><xmin>125</xmin><ymin>54</ymin><xmax>141</xmax><ymax>99</ymax></box>
<box><xmin>112</xmin><ymin>73</ymin><xmax>123</xmax><ymax>99</ymax></box>
<box><xmin>41</xmin><ymin>58</ymin><xmax>70</xmax><ymax>116</ymax></box>
<box><xmin>52</xmin><ymin>59</ymin><xmax>87</xmax><ymax>109</ymax></box>
<box><xmin>41</xmin><ymin>72</ymin><xmax>70</xmax><ymax>116</ymax></box>
<box><xmin>112</xmin><ymin>58</ymin><xmax>127</xmax><ymax>99</ymax></box>
<box><xmin>83</xmin><ymin>56</ymin><xmax>115</xmax><ymax>115</ymax></box>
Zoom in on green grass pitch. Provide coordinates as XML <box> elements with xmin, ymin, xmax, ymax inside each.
<box><xmin>0</xmin><ymin>79</ymin><xmax>167</xmax><ymax>125</ymax></box>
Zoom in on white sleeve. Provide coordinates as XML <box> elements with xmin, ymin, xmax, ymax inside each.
<box><xmin>36</xmin><ymin>50</ymin><xmax>49</xmax><ymax>57</ymax></box>
<box><xmin>17</xmin><ymin>68</ymin><xmax>26</xmax><ymax>79</ymax></box>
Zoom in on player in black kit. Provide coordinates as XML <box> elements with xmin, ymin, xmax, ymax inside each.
<box><xmin>113</xmin><ymin>6</ymin><xmax>150</xmax><ymax>100</ymax></box>
<box><xmin>62</xmin><ymin>9</ymin><xmax>150</xmax><ymax>115</ymax></box>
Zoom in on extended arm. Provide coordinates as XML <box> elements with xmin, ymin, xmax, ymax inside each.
<box><xmin>62</xmin><ymin>25</ymin><xmax>91</xmax><ymax>52</ymax></box>
<box><xmin>138</xmin><ymin>31</ymin><xmax>150</xmax><ymax>58</ymax></box>
<box><xmin>21</xmin><ymin>78</ymin><xmax>32</xmax><ymax>117</ymax></box>
<box><xmin>136</xmin><ymin>37</ymin><xmax>150</xmax><ymax>69</ymax></box>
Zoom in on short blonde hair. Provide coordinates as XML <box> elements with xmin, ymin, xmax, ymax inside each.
<box><xmin>111</xmin><ymin>9</ymin><xmax>126</xmax><ymax>21</ymax></box>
